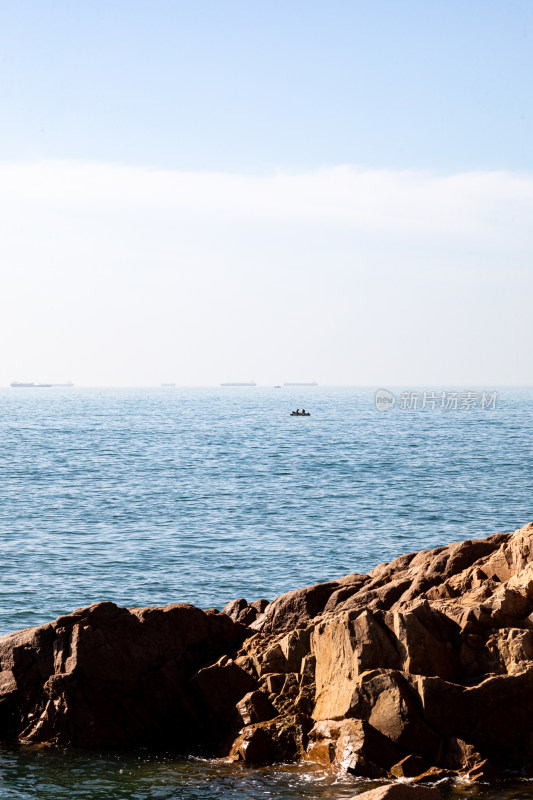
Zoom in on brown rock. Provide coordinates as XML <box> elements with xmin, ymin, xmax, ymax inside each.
<box><xmin>411</xmin><ymin>766</ymin><xmax>456</xmax><ymax>783</ymax></box>
<box><xmin>307</xmin><ymin>718</ymin><xmax>403</xmax><ymax>777</ymax></box>
<box><xmin>262</xmin><ymin>672</ymin><xmax>286</xmax><ymax>695</ymax></box>
<box><xmin>322</xmin><ymin>574</ymin><xmax>370</xmax><ymax>612</ymax></box>
<box><xmin>222</xmin><ymin>598</ymin><xmax>269</xmax><ymax>627</ymax></box>
<box><xmin>278</xmin><ymin>627</ymin><xmax>312</xmax><ymax>672</ymax></box>
<box><xmin>253</xmin><ymin>642</ymin><xmax>287</xmax><ymax>676</ymax></box>
<box><xmin>6</xmin><ymin>520</ymin><xmax>533</xmax><ymax>782</ymax></box>
<box><xmin>300</xmin><ymin>653</ymin><xmax>316</xmax><ymax>680</ymax></box>
<box><xmin>1</xmin><ymin>601</ymin><xmax>247</xmax><ymax>749</ymax></box>
<box><xmin>383</xmin><ymin>602</ymin><xmax>459</xmax><ymax>680</ymax></box>
<box><xmin>228</xmin><ymin>713</ymin><xmax>311</xmax><ymax>763</ymax></box>
<box><xmin>312</xmin><ymin>603</ymin><xmax>459</xmax><ymax>725</ymax></box>
<box><xmin>190</xmin><ymin>656</ymin><xmax>257</xmax><ymax>732</ymax></box>
<box><xmin>235</xmin><ymin>690</ymin><xmax>277</xmax><ymax>726</ymax></box>
<box><xmin>335</xmin><ymin>533</ymin><xmax>507</xmax><ymax>618</ymax></box>
<box><xmin>444</xmin><ymin>736</ymin><xmax>485</xmax><ymax>771</ymax></box>
<box><xmin>272</xmin><ymin>672</ymin><xmax>300</xmax><ymax>711</ymax></box>
<box><xmin>464</xmin><ymin>758</ymin><xmax>499</xmax><ymax>782</ymax></box>
<box><xmin>346</xmin><ymin>784</ymin><xmax>442</xmax><ymax>800</ymax></box>
<box><xmin>229</xmin><ymin>724</ymin><xmax>271</xmax><ymax>764</ymax></box>
<box><xmin>390</xmin><ymin>754</ymin><xmax>429</xmax><ymax>778</ymax></box>
<box><xmin>251</xmin><ymin>599</ymin><xmax>269</xmax><ymax>613</ymax></box>
<box><xmin>349</xmin><ymin>671</ymin><xmax>443</xmax><ymax>765</ymax></box>
<box><xmin>295</xmin><ymin>683</ymin><xmax>315</xmax><ymax>716</ymax></box>
<box><xmin>222</xmin><ymin>598</ymin><xmax>249</xmax><ymax>622</ymax></box>
<box><xmin>312</xmin><ymin>610</ymin><xmax>400</xmax><ymax>720</ymax></box>
<box><xmin>263</xmin><ymin>712</ymin><xmax>312</xmax><ymax>761</ymax></box>
<box><xmin>480</xmin><ymin>627</ymin><xmax>533</xmax><ymax>675</ymax></box>
<box><xmin>410</xmin><ymin>669</ymin><xmax>533</xmax><ymax>768</ymax></box>
<box><xmin>257</xmin><ymin>580</ymin><xmax>342</xmax><ymax>634</ymax></box>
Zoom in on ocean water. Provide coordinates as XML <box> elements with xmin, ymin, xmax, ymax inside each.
<box><xmin>1</xmin><ymin>386</ymin><xmax>533</xmax><ymax>799</ymax></box>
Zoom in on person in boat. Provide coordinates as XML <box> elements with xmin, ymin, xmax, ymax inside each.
<box><xmin>301</xmin><ymin>409</ymin><xmax>305</xmax><ymax>414</ymax></box>
<box><xmin>296</xmin><ymin>408</ymin><xmax>300</xmax><ymax>414</ymax></box>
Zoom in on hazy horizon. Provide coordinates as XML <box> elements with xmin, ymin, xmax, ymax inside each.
<box><xmin>3</xmin><ymin>383</ymin><xmax>531</xmax><ymax>389</ymax></box>
<box><xmin>1</xmin><ymin>2</ymin><xmax>531</xmax><ymax>387</ymax></box>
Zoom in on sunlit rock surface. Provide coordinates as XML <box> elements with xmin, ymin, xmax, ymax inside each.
<box><xmin>3</xmin><ymin>522</ymin><xmax>533</xmax><ymax>783</ymax></box>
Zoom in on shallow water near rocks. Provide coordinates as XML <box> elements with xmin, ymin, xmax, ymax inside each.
<box><xmin>1</xmin><ymin>386</ymin><xmax>533</xmax><ymax>799</ymax></box>
<box><xmin>1</xmin><ymin>746</ymin><xmax>532</xmax><ymax>800</ymax></box>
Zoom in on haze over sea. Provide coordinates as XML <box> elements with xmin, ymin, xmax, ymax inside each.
<box><xmin>2</xmin><ymin>385</ymin><xmax>533</xmax><ymax>800</ymax></box>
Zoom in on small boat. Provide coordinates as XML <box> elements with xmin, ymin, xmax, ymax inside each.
<box><xmin>290</xmin><ymin>410</ymin><xmax>311</xmax><ymax>416</ymax></box>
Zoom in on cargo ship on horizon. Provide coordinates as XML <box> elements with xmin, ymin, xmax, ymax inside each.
<box><xmin>220</xmin><ymin>381</ymin><xmax>256</xmax><ymax>386</ymax></box>
<box><xmin>10</xmin><ymin>382</ymin><xmax>74</xmax><ymax>388</ymax></box>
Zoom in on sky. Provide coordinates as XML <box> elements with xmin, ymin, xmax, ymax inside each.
<box><xmin>0</xmin><ymin>0</ymin><xmax>532</xmax><ymax>386</ymax></box>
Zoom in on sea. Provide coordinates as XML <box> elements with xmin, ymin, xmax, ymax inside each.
<box><xmin>1</xmin><ymin>385</ymin><xmax>533</xmax><ymax>800</ymax></box>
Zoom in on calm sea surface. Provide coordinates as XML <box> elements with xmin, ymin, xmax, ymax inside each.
<box><xmin>1</xmin><ymin>386</ymin><xmax>533</xmax><ymax>799</ymax></box>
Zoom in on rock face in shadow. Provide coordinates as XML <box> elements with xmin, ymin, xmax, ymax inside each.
<box><xmin>3</xmin><ymin>522</ymin><xmax>533</xmax><ymax>783</ymax></box>
<box><xmin>0</xmin><ymin>602</ymin><xmax>247</xmax><ymax>748</ymax></box>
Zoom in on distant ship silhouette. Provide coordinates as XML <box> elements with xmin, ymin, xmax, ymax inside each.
<box><xmin>11</xmin><ymin>382</ymin><xmax>74</xmax><ymax>388</ymax></box>
<box><xmin>220</xmin><ymin>381</ymin><xmax>256</xmax><ymax>386</ymax></box>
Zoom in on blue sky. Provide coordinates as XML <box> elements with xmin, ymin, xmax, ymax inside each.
<box><xmin>0</xmin><ymin>1</ymin><xmax>532</xmax><ymax>386</ymax></box>
<box><xmin>1</xmin><ymin>0</ymin><xmax>531</xmax><ymax>172</ymax></box>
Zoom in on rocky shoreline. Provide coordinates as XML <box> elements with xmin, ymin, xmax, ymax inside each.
<box><xmin>3</xmin><ymin>522</ymin><xmax>533</xmax><ymax>785</ymax></box>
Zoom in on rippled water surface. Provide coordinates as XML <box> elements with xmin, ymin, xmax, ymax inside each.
<box><xmin>1</xmin><ymin>386</ymin><xmax>533</xmax><ymax>799</ymax></box>
<box><xmin>1</xmin><ymin>745</ymin><xmax>532</xmax><ymax>800</ymax></box>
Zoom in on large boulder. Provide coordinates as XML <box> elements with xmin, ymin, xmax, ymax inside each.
<box><xmin>222</xmin><ymin>598</ymin><xmax>269</xmax><ymax>627</ymax></box>
<box><xmin>306</xmin><ymin>718</ymin><xmax>403</xmax><ymax>777</ymax></box>
<box><xmin>254</xmin><ymin>580</ymin><xmax>345</xmax><ymax>635</ymax></box>
<box><xmin>0</xmin><ymin>601</ymin><xmax>248</xmax><ymax>748</ymax></box>
<box><xmin>227</xmin><ymin>713</ymin><xmax>312</xmax><ymax>764</ymax></box>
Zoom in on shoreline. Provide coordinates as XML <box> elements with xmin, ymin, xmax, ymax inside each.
<box><xmin>2</xmin><ymin>522</ymin><xmax>533</xmax><ymax>785</ymax></box>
